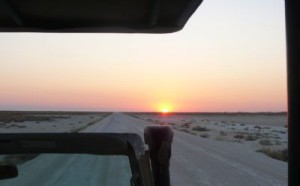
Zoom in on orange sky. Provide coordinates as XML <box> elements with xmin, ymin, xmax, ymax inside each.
<box><xmin>0</xmin><ymin>0</ymin><xmax>287</xmax><ymax>112</ymax></box>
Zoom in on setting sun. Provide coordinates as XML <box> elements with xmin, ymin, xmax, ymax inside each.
<box><xmin>157</xmin><ymin>103</ymin><xmax>173</xmax><ymax>113</ymax></box>
<box><xmin>162</xmin><ymin>108</ymin><xmax>169</xmax><ymax>113</ymax></box>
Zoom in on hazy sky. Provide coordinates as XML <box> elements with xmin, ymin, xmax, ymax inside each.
<box><xmin>0</xmin><ymin>0</ymin><xmax>286</xmax><ymax>112</ymax></box>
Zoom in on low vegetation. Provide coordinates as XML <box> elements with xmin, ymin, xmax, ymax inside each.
<box><xmin>181</xmin><ymin>123</ymin><xmax>191</xmax><ymax>128</ymax></box>
<box><xmin>259</xmin><ymin>139</ymin><xmax>273</xmax><ymax>146</ymax></box>
<box><xmin>0</xmin><ymin>111</ymin><xmax>69</xmax><ymax>123</ymax></box>
<box><xmin>200</xmin><ymin>133</ymin><xmax>210</xmax><ymax>138</ymax></box>
<box><xmin>244</xmin><ymin>135</ymin><xmax>257</xmax><ymax>141</ymax></box>
<box><xmin>220</xmin><ymin>131</ymin><xmax>228</xmax><ymax>136</ymax></box>
<box><xmin>257</xmin><ymin>148</ymin><xmax>288</xmax><ymax>162</ymax></box>
<box><xmin>0</xmin><ymin>111</ymin><xmax>110</xmax><ymax>123</ymax></box>
<box><xmin>234</xmin><ymin>134</ymin><xmax>244</xmax><ymax>139</ymax></box>
<box><xmin>192</xmin><ymin>126</ymin><xmax>209</xmax><ymax>132</ymax></box>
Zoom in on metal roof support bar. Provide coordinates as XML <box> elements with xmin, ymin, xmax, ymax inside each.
<box><xmin>149</xmin><ymin>0</ymin><xmax>160</xmax><ymax>26</ymax></box>
<box><xmin>177</xmin><ymin>0</ymin><xmax>203</xmax><ymax>28</ymax></box>
<box><xmin>285</xmin><ymin>1</ymin><xmax>300</xmax><ymax>185</ymax></box>
<box><xmin>0</xmin><ymin>0</ymin><xmax>23</xmax><ymax>26</ymax></box>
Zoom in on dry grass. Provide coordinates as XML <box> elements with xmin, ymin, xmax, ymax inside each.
<box><xmin>192</xmin><ymin>126</ymin><xmax>209</xmax><ymax>132</ymax></box>
<box><xmin>257</xmin><ymin>148</ymin><xmax>288</xmax><ymax>162</ymax></box>
<box><xmin>259</xmin><ymin>139</ymin><xmax>273</xmax><ymax>146</ymax></box>
<box><xmin>220</xmin><ymin>131</ymin><xmax>228</xmax><ymax>136</ymax></box>
<box><xmin>0</xmin><ymin>111</ymin><xmax>69</xmax><ymax>123</ymax></box>
<box><xmin>234</xmin><ymin>134</ymin><xmax>244</xmax><ymax>139</ymax></box>
<box><xmin>244</xmin><ymin>135</ymin><xmax>257</xmax><ymax>141</ymax></box>
<box><xmin>0</xmin><ymin>111</ymin><xmax>111</xmax><ymax>123</ymax></box>
<box><xmin>200</xmin><ymin>133</ymin><xmax>210</xmax><ymax>138</ymax></box>
<box><xmin>181</xmin><ymin>123</ymin><xmax>191</xmax><ymax>128</ymax></box>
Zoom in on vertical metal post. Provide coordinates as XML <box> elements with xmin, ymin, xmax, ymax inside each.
<box><xmin>285</xmin><ymin>1</ymin><xmax>300</xmax><ymax>185</ymax></box>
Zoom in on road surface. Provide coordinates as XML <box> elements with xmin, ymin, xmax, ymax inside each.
<box><xmin>0</xmin><ymin>113</ymin><xmax>287</xmax><ymax>186</ymax></box>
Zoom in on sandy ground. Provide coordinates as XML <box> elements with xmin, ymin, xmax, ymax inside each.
<box><xmin>0</xmin><ymin>112</ymin><xmax>110</xmax><ymax>133</ymax></box>
<box><xmin>131</xmin><ymin>113</ymin><xmax>288</xmax><ymax>153</ymax></box>
<box><xmin>0</xmin><ymin>113</ymin><xmax>287</xmax><ymax>186</ymax></box>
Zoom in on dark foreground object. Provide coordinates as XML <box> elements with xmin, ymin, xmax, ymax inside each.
<box><xmin>0</xmin><ymin>126</ymin><xmax>173</xmax><ymax>186</ymax></box>
<box><xmin>145</xmin><ymin>126</ymin><xmax>173</xmax><ymax>186</ymax></box>
<box><xmin>286</xmin><ymin>1</ymin><xmax>300</xmax><ymax>186</ymax></box>
<box><xmin>0</xmin><ymin>0</ymin><xmax>203</xmax><ymax>33</ymax></box>
<box><xmin>0</xmin><ymin>165</ymin><xmax>18</xmax><ymax>180</ymax></box>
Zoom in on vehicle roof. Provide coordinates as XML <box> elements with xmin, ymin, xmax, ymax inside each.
<box><xmin>0</xmin><ymin>0</ymin><xmax>203</xmax><ymax>33</ymax></box>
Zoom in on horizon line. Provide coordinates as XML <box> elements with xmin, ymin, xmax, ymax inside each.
<box><xmin>0</xmin><ymin>110</ymin><xmax>287</xmax><ymax>114</ymax></box>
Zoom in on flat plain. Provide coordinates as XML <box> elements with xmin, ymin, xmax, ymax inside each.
<box><xmin>0</xmin><ymin>112</ymin><xmax>287</xmax><ymax>186</ymax></box>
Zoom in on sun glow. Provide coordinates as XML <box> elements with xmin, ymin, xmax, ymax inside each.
<box><xmin>158</xmin><ymin>103</ymin><xmax>173</xmax><ymax>114</ymax></box>
<box><xmin>161</xmin><ymin>108</ymin><xmax>169</xmax><ymax>113</ymax></box>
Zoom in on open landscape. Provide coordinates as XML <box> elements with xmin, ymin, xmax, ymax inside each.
<box><xmin>130</xmin><ymin>112</ymin><xmax>288</xmax><ymax>162</ymax></box>
<box><xmin>0</xmin><ymin>111</ymin><xmax>111</xmax><ymax>133</ymax></box>
<box><xmin>0</xmin><ymin>112</ymin><xmax>287</xmax><ymax>186</ymax></box>
<box><xmin>0</xmin><ymin>0</ymin><xmax>288</xmax><ymax>185</ymax></box>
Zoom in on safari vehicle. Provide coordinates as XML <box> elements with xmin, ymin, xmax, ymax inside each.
<box><xmin>0</xmin><ymin>127</ymin><xmax>174</xmax><ymax>186</ymax></box>
<box><xmin>0</xmin><ymin>0</ymin><xmax>202</xmax><ymax>185</ymax></box>
<box><xmin>0</xmin><ymin>0</ymin><xmax>299</xmax><ymax>186</ymax></box>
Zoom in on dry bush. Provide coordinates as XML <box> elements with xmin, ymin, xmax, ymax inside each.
<box><xmin>200</xmin><ymin>133</ymin><xmax>210</xmax><ymax>138</ymax></box>
<box><xmin>192</xmin><ymin>126</ymin><xmax>209</xmax><ymax>132</ymax></box>
<box><xmin>234</xmin><ymin>134</ymin><xmax>244</xmax><ymax>139</ymax></box>
<box><xmin>257</xmin><ymin>148</ymin><xmax>288</xmax><ymax>162</ymax></box>
<box><xmin>244</xmin><ymin>135</ymin><xmax>257</xmax><ymax>141</ymax></box>
<box><xmin>215</xmin><ymin>136</ymin><xmax>227</xmax><ymax>141</ymax></box>
<box><xmin>181</xmin><ymin>123</ymin><xmax>191</xmax><ymax>128</ymax></box>
<box><xmin>259</xmin><ymin>139</ymin><xmax>273</xmax><ymax>146</ymax></box>
<box><xmin>0</xmin><ymin>112</ymin><xmax>69</xmax><ymax>123</ymax></box>
<box><xmin>220</xmin><ymin>131</ymin><xmax>228</xmax><ymax>136</ymax></box>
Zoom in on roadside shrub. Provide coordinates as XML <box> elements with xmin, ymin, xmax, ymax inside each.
<box><xmin>275</xmin><ymin>140</ymin><xmax>282</xmax><ymax>145</ymax></box>
<box><xmin>257</xmin><ymin>148</ymin><xmax>288</xmax><ymax>162</ymax></box>
<box><xmin>254</xmin><ymin>126</ymin><xmax>262</xmax><ymax>129</ymax></box>
<box><xmin>220</xmin><ymin>131</ymin><xmax>227</xmax><ymax>136</ymax></box>
<box><xmin>259</xmin><ymin>139</ymin><xmax>273</xmax><ymax>146</ymax></box>
<box><xmin>192</xmin><ymin>126</ymin><xmax>209</xmax><ymax>132</ymax></box>
<box><xmin>245</xmin><ymin>135</ymin><xmax>257</xmax><ymax>141</ymax></box>
<box><xmin>181</xmin><ymin>123</ymin><xmax>190</xmax><ymax>128</ymax></box>
<box><xmin>200</xmin><ymin>133</ymin><xmax>210</xmax><ymax>138</ymax></box>
<box><xmin>234</xmin><ymin>134</ymin><xmax>244</xmax><ymax>139</ymax></box>
<box><xmin>215</xmin><ymin>136</ymin><xmax>226</xmax><ymax>141</ymax></box>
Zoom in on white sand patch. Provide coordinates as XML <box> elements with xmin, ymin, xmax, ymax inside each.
<box><xmin>0</xmin><ymin>113</ymin><xmax>110</xmax><ymax>133</ymax></box>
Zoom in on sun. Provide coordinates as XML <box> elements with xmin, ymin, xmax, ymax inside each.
<box><xmin>161</xmin><ymin>108</ymin><xmax>169</xmax><ymax>114</ymax></box>
<box><xmin>156</xmin><ymin>103</ymin><xmax>174</xmax><ymax>114</ymax></box>
<box><xmin>159</xmin><ymin>104</ymin><xmax>173</xmax><ymax>114</ymax></box>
